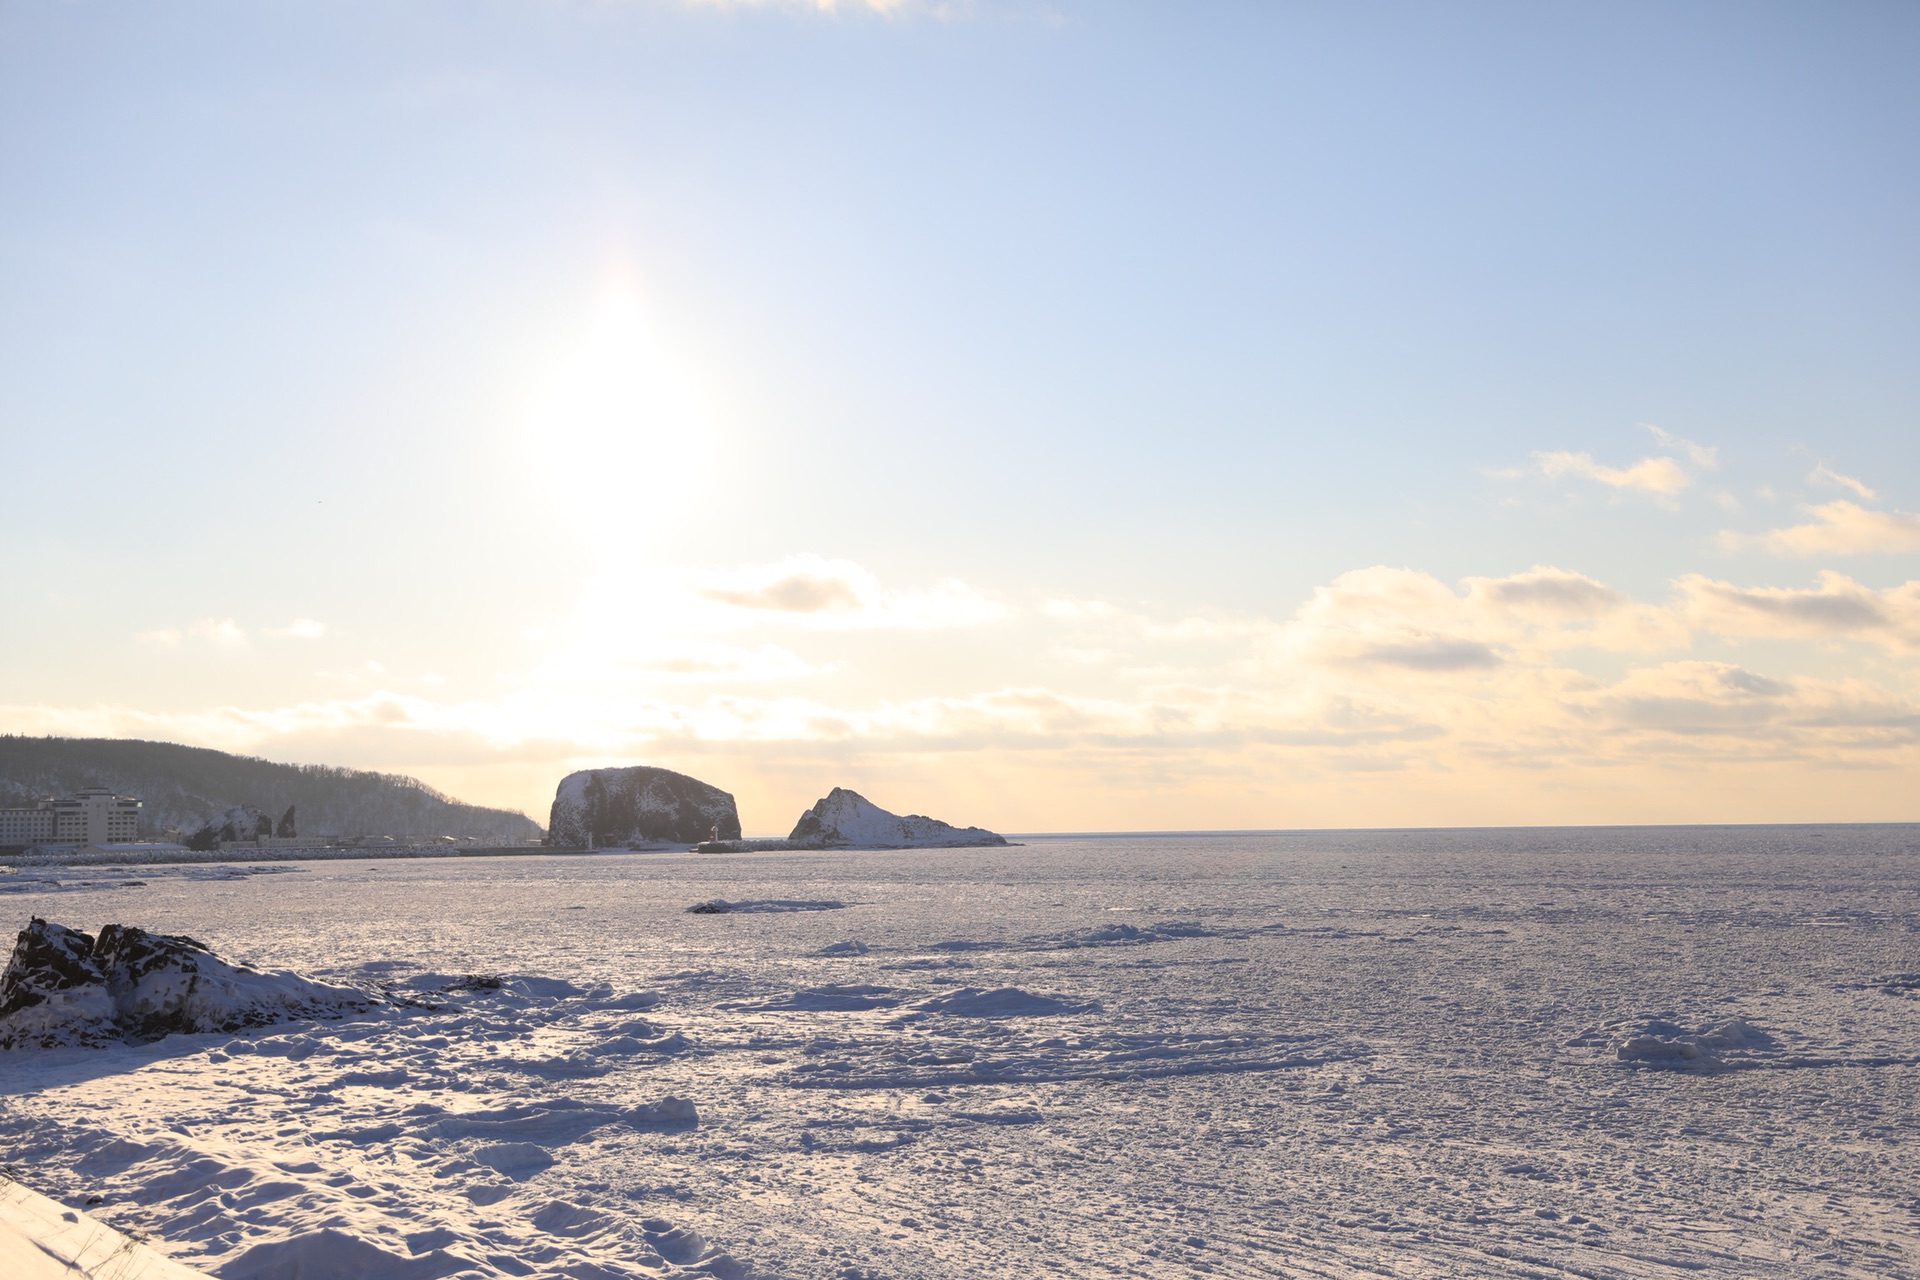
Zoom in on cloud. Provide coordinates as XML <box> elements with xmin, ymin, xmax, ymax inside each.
<box><xmin>264</xmin><ymin>618</ymin><xmax>327</xmax><ymax>640</ymax></box>
<box><xmin>1532</xmin><ymin>450</ymin><xmax>1692</xmax><ymax>495</ymax></box>
<box><xmin>696</xmin><ymin>555</ymin><xmax>1005</xmax><ymax>629</ymax></box>
<box><xmin>1678</xmin><ymin>571</ymin><xmax>1920</xmax><ymax>651</ymax></box>
<box><xmin>1643</xmin><ymin>424</ymin><xmax>1718</xmax><ymax>470</ymax></box>
<box><xmin>1464</xmin><ymin>566</ymin><xmax>1622</xmax><ymax>615</ymax></box>
<box><xmin>1042</xmin><ymin>597</ymin><xmax>1128</xmax><ymax>622</ymax></box>
<box><xmin>1728</xmin><ymin>500</ymin><xmax>1920</xmax><ymax>556</ymax></box>
<box><xmin>136</xmin><ymin>618</ymin><xmax>246</xmax><ymax>646</ymax></box>
<box><xmin>1522</xmin><ymin>425</ymin><xmax>1717</xmax><ymax>498</ymax></box>
<box><xmin>1280</xmin><ymin>565</ymin><xmax>1683</xmax><ymax>671</ymax></box>
<box><xmin>528</xmin><ymin>636</ymin><xmax>824</xmax><ymax>688</ymax></box>
<box><xmin>1356</xmin><ymin>638</ymin><xmax>1505</xmax><ymax>671</ymax></box>
<box><xmin>34</xmin><ymin>553</ymin><xmax>1920</xmax><ymax>829</ymax></box>
<box><xmin>1601</xmin><ymin>661</ymin><xmax>1793</xmax><ymax>734</ymax></box>
<box><xmin>1808</xmin><ymin>464</ymin><xmax>1876</xmax><ymax>500</ymax></box>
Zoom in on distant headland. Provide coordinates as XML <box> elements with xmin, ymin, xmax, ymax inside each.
<box><xmin>0</xmin><ymin>736</ymin><xmax>1006</xmax><ymax>861</ymax></box>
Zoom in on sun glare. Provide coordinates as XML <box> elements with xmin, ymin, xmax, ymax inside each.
<box><xmin>524</xmin><ymin>281</ymin><xmax>710</xmax><ymax>537</ymax></box>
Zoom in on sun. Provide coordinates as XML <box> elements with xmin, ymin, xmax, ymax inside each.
<box><xmin>524</xmin><ymin>280</ymin><xmax>710</xmax><ymax>535</ymax></box>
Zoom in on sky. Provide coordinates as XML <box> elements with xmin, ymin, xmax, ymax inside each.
<box><xmin>2</xmin><ymin>0</ymin><xmax>1918</xmax><ymax>833</ymax></box>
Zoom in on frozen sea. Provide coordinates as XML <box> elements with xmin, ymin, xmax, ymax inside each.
<box><xmin>4</xmin><ymin>825</ymin><xmax>1920</xmax><ymax>1279</ymax></box>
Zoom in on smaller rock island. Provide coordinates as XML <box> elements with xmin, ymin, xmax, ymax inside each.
<box><xmin>787</xmin><ymin>787</ymin><xmax>1007</xmax><ymax>849</ymax></box>
<box><xmin>693</xmin><ymin>787</ymin><xmax>1007</xmax><ymax>852</ymax></box>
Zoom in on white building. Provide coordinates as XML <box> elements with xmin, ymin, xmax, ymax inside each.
<box><xmin>0</xmin><ymin>788</ymin><xmax>141</xmax><ymax>850</ymax></box>
<box><xmin>0</xmin><ymin>802</ymin><xmax>56</xmax><ymax>849</ymax></box>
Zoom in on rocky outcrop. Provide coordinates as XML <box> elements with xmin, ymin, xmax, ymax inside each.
<box><xmin>186</xmin><ymin>804</ymin><xmax>273</xmax><ymax>851</ymax></box>
<box><xmin>547</xmin><ymin>767</ymin><xmax>742</xmax><ymax>849</ymax></box>
<box><xmin>0</xmin><ymin>917</ymin><xmax>371</xmax><ymax>1049</ymax></box>
<box><xmin>787</xmin><ymin>788</ymin><xmax>1006</xmax><ymax>849</ymax></box>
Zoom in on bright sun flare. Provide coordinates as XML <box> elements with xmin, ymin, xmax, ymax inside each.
<box><xmin>525</xmin><ymin>283</ymin><xmax>709</xmax><ymax>531</ymax></box>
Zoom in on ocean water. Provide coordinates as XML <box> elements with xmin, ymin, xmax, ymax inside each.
<box><xmin>3</xmin><ymin>825</ymin><xmax>1919</xmax><ymax>1278</ymax></box>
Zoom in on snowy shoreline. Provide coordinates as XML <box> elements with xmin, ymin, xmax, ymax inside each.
<box><xmin>6</xmin><ymin>845</ymin><xmax>574</xmax><ymax>868</ymax></box>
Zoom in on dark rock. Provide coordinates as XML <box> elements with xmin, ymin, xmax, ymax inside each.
<box><xmin>187</xmin><ymin>804</ymin><xmax>273</xmax><ymax>851</ymax></box>
<box><xmin>0</xmin><ymin>917</ymin><xmax>372</xmax><ymax>1049</ymax></box>
<box><xmin>0</xmin><ymin>917</ymin><xmax>102</xmax><ymax>1020</ymax></box>
<box><xmin>547</xmin><ymin>767</ymin><xmax>741</xmax><ymax>849</ymax></box>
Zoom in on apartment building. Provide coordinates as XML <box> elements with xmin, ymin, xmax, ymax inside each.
<box><xmin>0</xmin><ymin>787</ymin><xmax>142</xmax><ymax>850</ymax></box>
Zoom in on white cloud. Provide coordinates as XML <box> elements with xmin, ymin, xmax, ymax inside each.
<box><xmin>1678</xmin><ymin>571</ymin><xmax>1920</xmax><ymax>652</ymax></box>
<box><xmin>35</xmin><ymin>553</ymin><xmax>1920</xmax><ymax>828</ymax></box>
<box><xmin>1532</xmin><ymin>450</ymin><xmax>1692</xmax><ymax>495</ymax></box>
<box><xmin>1599</xmin><ymin>660</ymin><xmax>1795</xmax><ymax>735</ymax></box>
<box><xmin>1276</xmin><ymin>565</ymin><xmax>1684</xmax><ymax>671</ymax></box>
<box><xmin>264</xmin><ymin>618</ymin><xmax>327</xmax><ymax>640</ymax></box>
<box><xmin>696</xmin><ymin>554</ymin><xmax>1005</xmax><ymax>630</ymax></box>
<box><xmin>1464</xmin><ymin>566</ymin><xmax>1622</xmax><ymax>615</ymax></box>
<box><xmin>137</xmin><ymin>618</ymin><xmax>246</xmax><ymax>646</ymax></box>
<box><xmin>1522</xmin><ymin>425</ymin><xmax>1716</xmax><ymax>498</ymax></box>
<box><xmin>1041</xmin><ymin>596</ymin><xmax>1127</xmax><ymax>622</ymax></box>
<box><xmin>1643</xmin><ymin>424</ymin><xmax>1718</xmax><ymax>470</ymax></box>
<box><xmin>1727</xmin><ymin>500</ymin><xmax>1920</xmax><ymax>556</ymax></box>
<box><xmin>1808</xmin><ymin>464</ymin><xmax>1876</xmax><ymax>500</ymax></box>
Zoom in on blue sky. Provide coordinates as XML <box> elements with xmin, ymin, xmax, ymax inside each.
<box><xmin>3</xmin><ymin>1</ymin><xmax>1918</xmax><ymax>830</ymax></box>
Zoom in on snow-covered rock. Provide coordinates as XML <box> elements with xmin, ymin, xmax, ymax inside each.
<box><xmin>546</xmin><ymin>767</ymin><xmax>741</xmax><ymax>849</ymax></box>
<box><xmin>0</xmin><ymin>918</ymin><xmax>371</xmax><ymax>1049</ymax></box>
<box><xmin>786</xmin><ymin>788</ymin><xmax>1006</xmax><ymax>849</ymax></box>
<box><xmin>1611</xmin><ymin>1016</ymin><xmax>1776</xmax><ymax>1068</ymax></box>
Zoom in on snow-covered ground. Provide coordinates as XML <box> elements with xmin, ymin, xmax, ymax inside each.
<box><xmin>2</xmin><ymin>826</ymin><xmax>1918</xmax><ymax>1279</ymax></box>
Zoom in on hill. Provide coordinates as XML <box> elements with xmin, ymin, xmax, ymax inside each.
<box><xmin>0</xmin><ymin>737</ymin><xmax>541</xmax><ymax>843</ymax></box>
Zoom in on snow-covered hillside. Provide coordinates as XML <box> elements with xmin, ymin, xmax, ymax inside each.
<box><xmin>0</xmin><ymin>736</ymin><xmax>541</xmax><ymax>843</ymax></box>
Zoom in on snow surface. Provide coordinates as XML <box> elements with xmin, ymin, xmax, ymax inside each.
<box><xmin>0</xmin><ymin>1175</ymin><xmax>210</xmax><ymax>1279</ymax></box>
<box><xmin>2</xmin><ymin>827</ymin><xmax>1919</xmax><ymax>1278</ymax></box>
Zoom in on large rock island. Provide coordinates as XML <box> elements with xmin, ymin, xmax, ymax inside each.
<box><xmin>548</xmin><ymin>766</ymin><xmax>742</xmax><ymax>849</ymax></box>
<box><xmin>785</xmin><ymin>788</ymin><xmax>1006</xmax><ymax>849</ymax></box>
